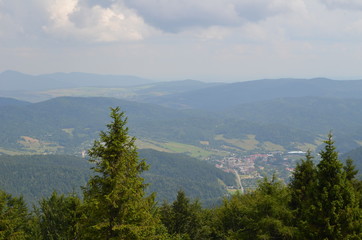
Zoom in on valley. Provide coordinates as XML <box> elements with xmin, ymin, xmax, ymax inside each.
<box><xmin>2</xmin><ymin>71</ymin><xmax>362</xmax><ymax>204</ymax></box>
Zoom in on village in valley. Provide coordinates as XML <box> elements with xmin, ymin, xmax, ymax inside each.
<box><xmin>214</xmin><ymin>151</ymin><xmax>307</xmax><ymax>192</ymax></box>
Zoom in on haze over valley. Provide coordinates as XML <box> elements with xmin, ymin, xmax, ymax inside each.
<box><xmin>2</xmin><ymin>71</ymin><xmax>362</xmax><ymax>203</ymax></box>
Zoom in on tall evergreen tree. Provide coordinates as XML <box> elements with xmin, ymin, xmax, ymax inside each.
<box><xmin>314</xmin><ymin>134</ymin><xmax>362</xmax><ymax>239</ymax></box>
<box><xmin>289</xmin><ymin>151</ymin><xmax>317</xmax><ymax>238</ymax></box>
<box><xmin>160</xmin><ymin>190</ymin><xmax>205</xmax><ymax>240</ymax></box>
<box><xmin>290</xmin><ymin>134</ymin><xmax>362</xmax><ymax>239</ymax></box>
<box><xmin>81</xmin><ymin>107</ymin><xmax>164</xmax><ymax>240</ymax></box>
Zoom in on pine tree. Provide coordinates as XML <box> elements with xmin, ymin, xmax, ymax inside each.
<box><xmin>81</xmin><ymin>107</ymin><xmax>164</xmax><ymax>240</ymax></box>
<box><xmin>313</xmin><ymin>134</ymin><xmax>361</xmax><ymax>239</ymax></box>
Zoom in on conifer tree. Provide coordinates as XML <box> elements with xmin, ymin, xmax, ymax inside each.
<box><xmin>160</xmin><ymin>190</ymin><xmax>204</xmax><ymax>239</ymax></box>
<box><xmin>81</xmin><ymin>107</ymin><xmax>163</xmax><ymax>240</ymax></box>
<box><xmin>290</xmin><ymin>134</ymin><xmax>362</xmax><ymax>239</ymax></box>
<box><xmin>216</xmin><ymin>177</ymin><xmax>296</xmax><ymax>240</ymax></box>
<box><xmin>37</xmin><ymin>192</ymin><xmax>81</xmax><ymax>240</ymax></box>
<box><xmin>289</xmin><ymin>151</ymin><xmax>317</xmax><ymax>238</ymax></box>
<box><xmin>314</xmin><ymin>134</ymin><xmax>362</xmax><ymax>239</ymax></box>
<box><xmin>0</xmin><ymin>190</ymin><xmax>29</xmax><ymax>240</ymax></box>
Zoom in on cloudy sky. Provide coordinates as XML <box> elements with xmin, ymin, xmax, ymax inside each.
<box><xmin>1</xmin><ymin>0</ymin><xmax>362</xmax><ymax>81</ymax></box>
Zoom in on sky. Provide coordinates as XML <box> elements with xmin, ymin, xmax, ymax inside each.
<box><xmin>1</xmin><ymin>0</ymin><xmax>362</xmax><ymax>82</ymax></box>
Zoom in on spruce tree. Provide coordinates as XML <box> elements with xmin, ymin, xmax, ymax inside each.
<box><xmin>37</xmin><ymin>192</ymin><xmax>81</xmax><ymax>240</ymax></box>
<box><xmin>160</xmin><ymin>190</ymin><xmax>204</xmax><ymax>239</ymax></box>
<box><xmin>81</xmin><ymin>107</ymin><xmax>163</xmax><ymax>240</ymax></box>
<box><xmin>289</xmin><ymin>151</ymin><xmax>317</xmax><ymax>238</ymax></box>
<box><xmin>314</xmin><ymin>134</ymin><xmax>361</xmax><ymax>239</ymax></box>
<box><xmin>0</xmin><ymin>190</ymin><xmax>29</xmax><ymax>240</ymax></box>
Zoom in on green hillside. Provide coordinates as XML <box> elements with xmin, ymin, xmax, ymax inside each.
<box><xmin>0</xmin><ymin>150</ymin><xmax>235</xmax><ymax>205</ymax></box>
<box><xmin>0</xmin><ymin>96</ymin><xmax>326</xmax><ymax>155</ymax></box>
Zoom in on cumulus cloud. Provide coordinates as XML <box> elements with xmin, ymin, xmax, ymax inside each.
<box><xmin>42</xmin><ymin>0</ymin><xmax>150</xmax><ymax>42</ymax></box>
<box><xmin>122</xmin><ymin>0</ymin><xmax>303</xmax><ymax>32</ymax></box>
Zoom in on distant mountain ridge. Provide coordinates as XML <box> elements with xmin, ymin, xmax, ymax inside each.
<box><xmin>2</xmin><ymin>73</ymin><xmax>362</xmax><ymax>154</ymax></box>
<box><xmin>0</xmin><ymin>70</ymin><xmax>154</xmax><ymax>91</ymax></box>
<box><xmin>0</xmin><ymin>97</ymin><xmax>29</xmax><ymax>107</ymax></box>
<box><xmin>145</xmin><ymin>78</ymin><xmax>362</xmax><ymax>110</ymax></box>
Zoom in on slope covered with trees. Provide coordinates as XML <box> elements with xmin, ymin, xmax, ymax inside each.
<box><xmin>1</xmin><ymin>131</ymin><xmax>361</xmax><ymax>239</ymax></box>
<box><xmin>3</xmin><ymin>95</ymin><xmax>362</xmax><ymax>155</ymax></box>
<box><xmin>0</xmin><ymin>152</ymin><xmax>234</xmax><ymax>205</ymax></box>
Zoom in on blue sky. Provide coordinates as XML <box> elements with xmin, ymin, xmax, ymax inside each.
<box><xmin>1</xmin><ymin>0</ymin><xmax>362</xmax><ymax>82</ymax></box>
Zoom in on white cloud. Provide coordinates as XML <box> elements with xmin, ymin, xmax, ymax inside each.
<box><xmin>123</xmin><ymin>0</ymin><xmax>302</xmax><ymax>32</ymax></box>
<box><xmin>42</xmin><ymin>0</ymin><xmax>151</xmax><ymax>42</ymax></box>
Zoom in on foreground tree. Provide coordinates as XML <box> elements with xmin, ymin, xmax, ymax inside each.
<box><xmin>36</xmin><ymin>192</ymin><xmax>82</xmax><ymax>240</ymax></box>
<box><xmin>289</xmin><ymin>151</ymin><xmax>317</xmax><ymax>238</ymax></box>
<box><xmin>160</xmin><ymin>190</ymin><xmax>206</xmax><ymax>240</ymax></box>
<box><xmin>81</xmin><ymin>107</ymin><xmax>164</xmax><ymax>239</ymax></box>
<box><xmin>314</xmin><ymin>134</ymin><xmax>362</xmax><ymax>239</ymax></box>
<box><xmin>0</xmin><ymin>190</ymin><xmax>29</xmax><ymax>240</ymax></box>
<box><xmin>289</xmin><ymin>134</ymin><xmax>362</xmax><ymax>239</ymax></box>
<box><xmin>216</xmin><ymin>177</ymin><xmax>296</xmax><ymax>240</ymax></box>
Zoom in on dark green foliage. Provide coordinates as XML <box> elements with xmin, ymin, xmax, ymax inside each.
<box><xmin>0</xmin><ymin>152</ymin><xmax>233</xmax><ymax>206</ymax></box>
<box><xmin>82</xmin><ymin>107</ymin><xmax>163</xmax><ymax>239</ymax></box>
<box><xmin>289</xmin><ymin>134</ymin><xmax>362</xmax><ymax>239</ymax></box>
<box><xmin>216</xmin><ymin>177</ymin><xmax>296</xmax><ymax>240</ymax></box>
<box><xmin>289</xmin><ymin>151</ymin><xmax>317</xmax><ymax>238</ymax></box>
<box><xmin>160</xmin><ymin>191</ymin><xmax>207</xmax><ymax>240</ymax></box>
<box><xmin>36</xmin><ymin>192</ymin><xmax>82</xmax><ymax>240</ymax></box>
<box><xmin>0</xmin><ymin>190</ymin><xmax>29</xmax><ymax>240</ymax></box>
<box><xmin>313</xmin><ymin>134</ymin><xmax>362</xmax><ymax>239</ymax></box>
<box><xmin>141</xmin><ymin>149</ymin><xmax>235</xmax><ymax>206</ymax></box>
<box><xmin>0</xmin><ymin>155</ymin><xmax>90</xmax><ymax>204</ymax></box>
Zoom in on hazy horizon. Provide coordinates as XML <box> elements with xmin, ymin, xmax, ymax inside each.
<box><xmin>1</xmin><ymin>0</ymin><xmax>362</xmax><ymax>82</ymax></box>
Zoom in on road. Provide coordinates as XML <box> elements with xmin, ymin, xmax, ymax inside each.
<box><xmin>233</xmin><ymin>170</ymin><xmax>244</xmax><ymax>194</ymax></box>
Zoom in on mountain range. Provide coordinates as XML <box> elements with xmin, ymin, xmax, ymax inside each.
<box><xmin>2</xmin><ymin>71</ymin><xmax>362</xmax><ymax>154</ymax></box>
<box><xmin>2</xmin><ymin>70</ymin><xmax>362</xmax><ymax>205</ymax></box>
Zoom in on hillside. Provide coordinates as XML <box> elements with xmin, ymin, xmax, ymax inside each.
<box><xmin>0</xmin><ymin>96</ymin><xmax>328</xmax><ymax>155</ymax></box>
<box><xmin>224</xmin><ymin>97</ymin><xmax>362</xmax><ymax>152</ymax></box>
<box><xmin>144</xmin><ymin>78</ymin><xmax>362</xmax><ymax>111</ymax></box>
<box><xmin>2</xmin><ymin>95</ymin><xmax>362</xmax><ymax>155</ymax></box>
<box><xmin>0</xmin><ymin>150</ymin><xmax>235</xmax><ymax>205</ymax></box>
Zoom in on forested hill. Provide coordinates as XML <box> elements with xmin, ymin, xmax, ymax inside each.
<box><xmin>0</xmin><ymin>97</ymin><xmax>29</xmax><ymax>107</ymax></box>
<box><xmin>0</xmin><ymin>150</ymin><xmax>234</xmax><ymax>205</ymax></box>
<box><xmin>223</xmin><ymin>96</ymin><xmax>362</xmax><ymax>152</ymax></box>
<box><xmin>2</xmin><ymin>95</ymin><xmax>362</xmax><ymax>154</ymax></box>
<box><xmin>145</xmin><ymin>78</ymin><xmax>362</xmax><ymax>110</ymax></box>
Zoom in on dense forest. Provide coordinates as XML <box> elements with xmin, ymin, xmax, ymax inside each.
<box><xmin>0</xmin><ymin>150</ymin><xmax>234</xmax><ymax>206</ymax></box>
<box><xmin>1</xmin><ymin>108</ymin><xmax>362</xmax><ymax>239</ymax></box>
